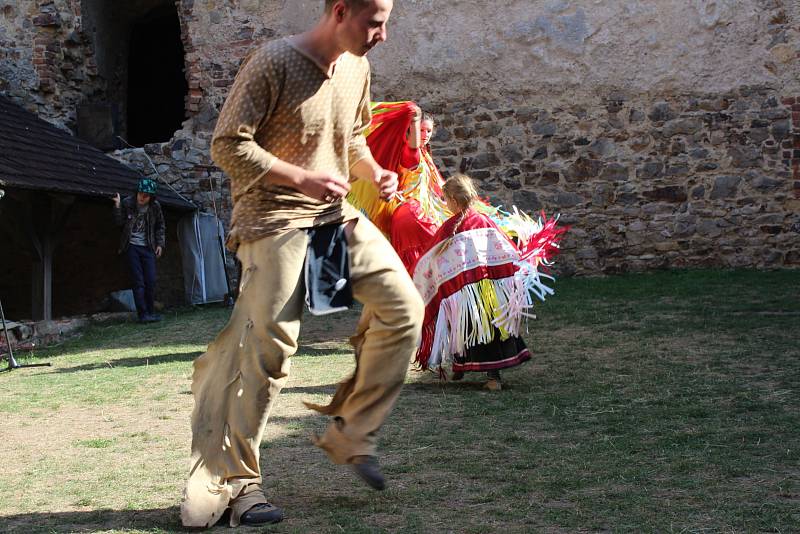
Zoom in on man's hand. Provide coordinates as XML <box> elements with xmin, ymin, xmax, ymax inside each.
<box><xmin>373</xmin><ymin>168</ymin><xmax>398</xmax><ymax>201</ymax></box>
<box><xmin>351</xmin><ymin>157</ymin><xmax>398</xmax><ymax>202</ymax></box>
<box><xmin>112</xmin><ymin>193</ymin><xmax>120</xmax><ymax>207</ymax></box>
<box><xmin>264</xmin><ymin>159</ymin><xmax>350</xmax><ymax>203</ymax></box>
<box><xmin>155</xmin><ymin>246</ymin><xmax>163</xmax><ymax>258</ymax></box>
<box><xmin>295</xmin><ymin>170</ymin><xmax>351</xmax><ymax>203</ymax></box>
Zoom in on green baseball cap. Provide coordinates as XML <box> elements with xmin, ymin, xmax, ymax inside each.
<box><xmin>138</xmin><ymin>178</ymin><xmax>157</xmax><ymax>194</ymax></box>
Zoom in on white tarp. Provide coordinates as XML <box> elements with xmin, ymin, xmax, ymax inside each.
<box><xmin>177</xmin><ymin>212</ymin><xmax>229</xmax><ymax>304</ymax></box>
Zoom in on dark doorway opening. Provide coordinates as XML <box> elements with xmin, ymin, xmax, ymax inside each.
<box><xmin>127</xmin><ymin>5</ymin><xmax>187</xmax><ymax>146</ymax></box>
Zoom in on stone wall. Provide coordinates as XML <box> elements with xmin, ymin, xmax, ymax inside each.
<box><xmin>426</xmin><ymin>89</ymin><xmax>799</xmax><ymax>273</ymax></box>
<box><xmin>2</xmin><ymin>0</ymin><xmax>799</xmax><ymax>274</ymax></box>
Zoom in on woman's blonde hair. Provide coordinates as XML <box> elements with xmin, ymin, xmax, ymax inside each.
<box><xmin>433</xmin><ymin>174</ymin><xmax>480</xmax><ymax>256</ymax></box>
<box><xmin>442</xmin><ymin>173</ymin><xmax>479</xmax><ymax>213</ymax></box>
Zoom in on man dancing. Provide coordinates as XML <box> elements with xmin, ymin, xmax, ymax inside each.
<box><xmin>181</xmin><ymin>0</ymin><xmax>423</xmax><ymax>528</ymax></box>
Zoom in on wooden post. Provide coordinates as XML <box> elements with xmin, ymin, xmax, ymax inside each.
<box><xmin>22</xmin><ymin>193</ymin><xmax>74</xmax><ymax>321</ymax></box>
<box><xmin>30</xmin><ymin>233</ymin><xmax>54</xmax><ymax>321</ymax></box>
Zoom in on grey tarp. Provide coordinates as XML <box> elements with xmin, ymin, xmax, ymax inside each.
<box><xmin>177</xmin><ymin>212</ymin><xmax>229</xmax><ymax>304</ymax></box>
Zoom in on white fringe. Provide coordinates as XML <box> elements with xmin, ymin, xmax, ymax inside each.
<box><xmin>428</xmin><ymin>277</ymin><xmax>524</xmax><ymax>367</ymax></box>
<box><xmin>427</xmin><ymin>262</ymin><xmax>556</xmax><ymax>367</ymax></box>
<box><xmin>493</xmin><ymin>262</ymin><xmax>555</xmax><ymax>332</ymax></box>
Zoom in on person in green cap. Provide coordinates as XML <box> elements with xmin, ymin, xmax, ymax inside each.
<box><xmin>113</xmin><ymin>178</ymin><xmax>165</xmax><ymax>323</ymax></box>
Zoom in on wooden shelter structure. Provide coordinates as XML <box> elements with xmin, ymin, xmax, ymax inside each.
<box><xmin>0</xmin><ymin>96</ymin><xmax>194</xmax><ymax>320</ymax></box>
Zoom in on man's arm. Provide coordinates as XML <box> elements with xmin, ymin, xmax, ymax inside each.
<box><xmin>112</xmin><ymin>193</ymin><xmax>124</xmax><ymax>225</ymax></box>
<box><xmin>210</xmin><ymin>47</ymin><xmax>349</xmax><ymax>202</ymax></box>
<box><xmin>210</xmin><ymin>48</ymin><xmax>280</xmax><ymax>199</ymax></box>
<box><xmin>347</xmin><ymin>63</ymin><xmax>375</xmax><ymax>175</ymax></box>
<box><xmin>258</xmin><ymin>159</ymin><xmax>351</xmax><ymax>201</ymax></box>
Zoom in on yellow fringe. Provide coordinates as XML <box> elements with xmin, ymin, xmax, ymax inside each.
<box><xmin>476</xmin><ymin>279</ymin><xmax>511</xmax><ymax>340</ymax></box>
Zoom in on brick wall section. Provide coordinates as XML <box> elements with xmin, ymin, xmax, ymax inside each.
<box><xmin>108</xmin><ymin>130</ymin><xmax>231</xmax><ymax>225</ymax></box>
<box><xmin>106</xmin><ymin>3</ymin><xmax>800</xmax><ymax>275</ymax></box>
<box><xmin>2</xmin><ymin>0</ymin><xmax>102</xmax><ymax>126</ymax></box>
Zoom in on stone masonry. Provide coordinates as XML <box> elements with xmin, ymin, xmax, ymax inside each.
<box><xmin>2</xmin><ymin>0</ymin><xmax>799</xmax><ymax>275</ymax></box>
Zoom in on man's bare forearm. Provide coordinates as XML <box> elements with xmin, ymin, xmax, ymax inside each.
<box><xmin>350</xmin><ymin>155</ymin><xmax>382</xmax><ymax>183</ymax></box>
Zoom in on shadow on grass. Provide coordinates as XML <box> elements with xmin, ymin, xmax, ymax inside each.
<box><xmin>0</xmin><ymin>506</ymin><xmax>183</xmax><ymax>533</ymax></box>
<box><xmin>282</xmin><ymin>378</ymin><xmax>530</xmax><ymax>397</ymax></box>
<box><xmin>282</xmin><ymin>384</ymin><xmax>340</xmax><ymax>394</ymax></box>
<box><xmin>51</xmin><ymin>351</ymin><xmax>204</xmax><ymax>374</ymax></box>
<box><xmin>403</xmin><ymin>380</ymin><xmax>536</xmax><ymax>395</ymax></box>
<box><xmin>296</xmin><ymin>345</ymin><xmax>350</xmax><ymax>357</ymax></box>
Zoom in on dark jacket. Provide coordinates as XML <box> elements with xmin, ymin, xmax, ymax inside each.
<box><xmin>113</xmin><ymin>196</ymin><xmax>166</xmax><ymax>254</ymax></box>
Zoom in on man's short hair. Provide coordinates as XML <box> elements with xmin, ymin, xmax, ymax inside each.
<box><xmin>325</xmin><ymin>0</ymin><xmax>370</xmax><ymax>13</ymax></box>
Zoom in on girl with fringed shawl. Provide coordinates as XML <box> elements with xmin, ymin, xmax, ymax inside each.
<box><xmin>413</xmin><ymin>174</ymin><xmax>563</xmax><ymax>390</ymax></box>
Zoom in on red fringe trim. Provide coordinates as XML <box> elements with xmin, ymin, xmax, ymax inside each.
<box><xmin>520</xmin><ymin>213</ymin><xmax>569</xmax><ymax>265</ymax></box>
<box><xmin>415</xmin><ymin>321</ymin><xmax>437</xmax><ymax>369</ymax></box>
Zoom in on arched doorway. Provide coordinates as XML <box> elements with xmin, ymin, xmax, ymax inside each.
<box><xmin>80</xmin><ymin>0</ymin><xmax>188</xmax><ymax>148</ymax></box>
<box><xmin>127</xmin><ymin>4</ymin><xmax>188</xmax><ymax>146</ymax></box>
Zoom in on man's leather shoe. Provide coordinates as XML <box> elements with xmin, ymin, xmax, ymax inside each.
<box><xmin>350</xmin><ymin>455</ymin><xmax>386</xmax><ymax>490</ymax></box>
<box><xmin>240</xmin><ymin>502</ymin><xmax>284</xmax><ymax>526</ymax></box>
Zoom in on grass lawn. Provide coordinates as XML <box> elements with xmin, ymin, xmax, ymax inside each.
<box><xmin>0</xmin><ymin>269</ymin><xmax>798</xmax><ymax>533</ymax></box>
